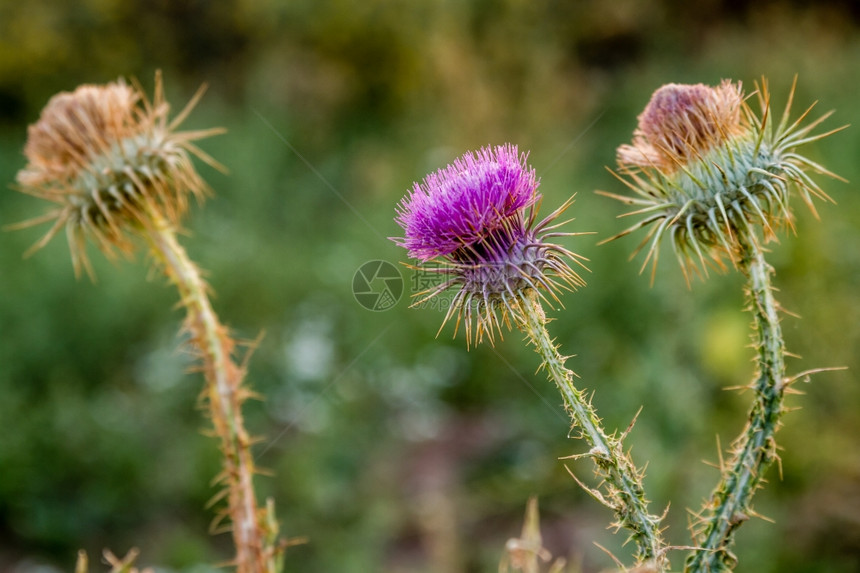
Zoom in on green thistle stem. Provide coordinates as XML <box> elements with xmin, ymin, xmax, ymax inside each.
<box><xmin>686</xmin><ymin>240</ymin><xmax>786</xmax><ymax>572</ymax></box>
<box><xmin>518</xmin><ymin>289</ymin><xmax>664</xmax><ymax>567</ymax></box>
<box><xmin>144</xmin><ymin>211</ymin><xmax>280</xmax><ymax>573</ymax></box>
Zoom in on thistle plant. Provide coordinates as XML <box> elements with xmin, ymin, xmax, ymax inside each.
<box><xmin>393</xmin><ymin>144</ymin><xmax>666</xmax><ymax>568</ymax></box>
<box><xmin>500</xmin><ymin>497</ymin><xmax>567</xmax><ymax>573</ymax></box>
<box><xmin>603</xmin><ymin>78</ymin><xmax>844</xmax><ymax>571</ymax></box>
<box><xmin>12</xmin><ymin>74</ymin><xmax>286</xmax><ymax>573</ymax></box>
<box><xmin>76</xmin><ymin>548</ymin><xmax>153</xmax><ymax>573</ymax></box>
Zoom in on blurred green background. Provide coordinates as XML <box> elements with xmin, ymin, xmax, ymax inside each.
<box><xmin>1</xmin><ymin>1</ymin><xmax>858</xmax><ymax>571</ymax></box>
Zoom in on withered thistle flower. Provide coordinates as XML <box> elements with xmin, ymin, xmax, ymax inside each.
<box><xmin>602</xmin><ymin>78</ymin><xmax>844</xmax><ymax>281</ymax></box>
<box><xmin>393</xmin><ymin>144</ymin><xmax>587</xmax><ymax>345</ymax></box>
<box><xmin>13</xmin><ymin>76</ymin><xmax>287</xmax><ymax>573</ymax></box>
<box><xmin>13</xmin><ymin>72</ymin><xmax>223</xmax><ymax>278</ymax></box>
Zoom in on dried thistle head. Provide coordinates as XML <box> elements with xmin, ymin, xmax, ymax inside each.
<box><xmin>602</xmin><ymin>78</ymin><xmax>845</xmax><ymax>282</ymax></box>
<box><xmin>617</xmin><ymin>80</ymin><xmax>745</xmax><ymax>172</ymax></box>
<box><xmin>392</xmin><ymin>144</ymin><xmax>588</xmax><ymax>347</ymax></box>
<box><xmin>13</xmin><ymin>72</ymin><xmax>224</xmax><ymax>278</ymax></box>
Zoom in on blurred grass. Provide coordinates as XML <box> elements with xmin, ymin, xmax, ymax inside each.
<box><xmin>1</xmin><ymin>1</ymin><xmax>859</xmax><ymax>571</ymax></box>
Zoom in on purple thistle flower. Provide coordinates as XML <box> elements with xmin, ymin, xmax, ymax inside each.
<box><xmin>393</xmin><ymin>144</ymin><xmax>588</xmax><ymax>346</ymax></box>
<box><xmin>394</xmin><ymin>144</ymin><xmax>540</xmax><ymax>260</ymax></box>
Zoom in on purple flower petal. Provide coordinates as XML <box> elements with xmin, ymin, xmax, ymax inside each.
<box><xmin>393</xmin><ymin>144</ymin><xmax>540</xmax><ymax>260</ymax></box>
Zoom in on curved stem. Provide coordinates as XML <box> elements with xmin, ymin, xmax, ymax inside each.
<box><xmin>144</xmin><ymin>212</ymin><xmax>277</xmax><ymax>573</ymax></box>
<box><xmin>518</xmin><ymin>289</ymin><xmax>665</xmax><ymax>567</ymax></box>
<box><xmin>685</xmin><ymin>240</ymin><xmax>786</xmax><ymax>572</ymax></box>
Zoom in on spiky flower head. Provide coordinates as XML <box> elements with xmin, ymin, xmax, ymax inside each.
<box><xmin>393</xmin><ymin>144</ymin><xmax>587</xmax><ymax>346</ymax></box>
<box><xmin>13</xmin><ymin>72</ymin><xmax>224</xmax><ymax>278</ymax></box>
<box><xmin>602</xmin><ymin>78</ymin><xmax>844</xmax><ymax>281</ymax></box>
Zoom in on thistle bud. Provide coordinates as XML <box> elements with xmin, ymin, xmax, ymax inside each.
<box><xmin>604</xmin><ymin>78</ymin><xmax>843</xmax><ymax>280</ymax></box>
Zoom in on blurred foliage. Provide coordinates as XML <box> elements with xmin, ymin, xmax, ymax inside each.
<box><xmin>1</xmin><ymin>1</ymin><xmax>859</xmax><ymax>572</ymax></box>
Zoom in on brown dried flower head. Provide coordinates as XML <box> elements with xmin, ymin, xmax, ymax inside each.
<box><xmin>617</xmin><ymin>80</ymin><xmax>745</xmax><ymax>173</ymax></box>
<box><xmin>13</xmin><ymin>72</ymin><xmax>224</xmax><ymax>277</ymax></box>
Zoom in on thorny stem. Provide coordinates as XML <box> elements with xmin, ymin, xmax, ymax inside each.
<box><xmin>144</xmin><ymin>211</ymin><xmax>279</xmax><ymax>573</ymax></box>
<box><xmin>518</xmin><ymin>289</ymin><xmax>665</xmax><ymax>568</ymax></box>
<box><xmin>685</xmin><ymin>240</ymin><xmax>786</xmax><ymax>572</ymax></box>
